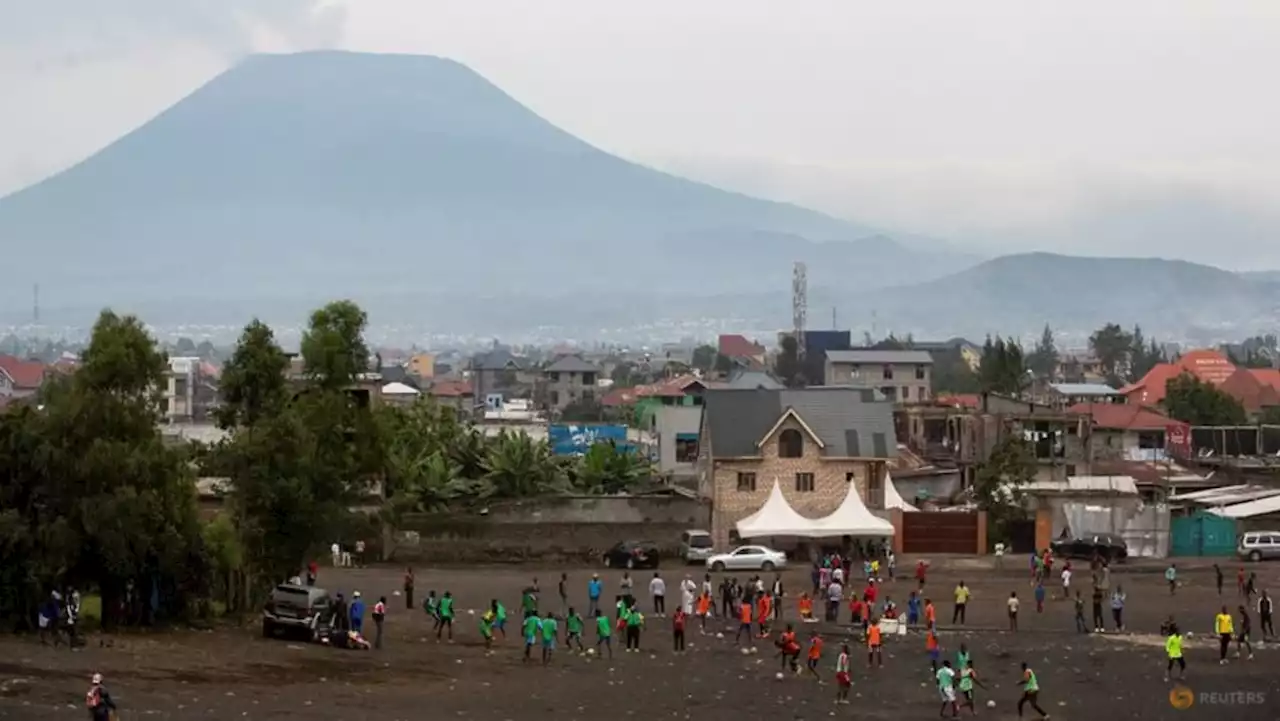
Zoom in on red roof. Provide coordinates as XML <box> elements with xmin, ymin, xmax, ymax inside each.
<box><xmin>0</xmin><ymin>355</ymin><xmax>47</xmax><ymax>389</ymax></box>
<box><xmin>1217</xmin><ymin>368</ymin><xmax>1280</xmax><ymax>412</ymax></box>
<box><xmin>1067</xmin><ymin>402</ymin><xmax>1174</xmax><ymax>431</ymax></box>
<box><xmin>602</xmin><ymin>374</ymin><xmax>703</xmax><ymax>407</ymax></box>
<box><xmin>936</xmin><ymin>393</ymin><xmax>980</xmax><ymax>409</ymax></box>
<box><xmin>1120</xmin><ymin>349</ymin><xmax>1235</xmax><ymax>405</ymax></box>
<box><xmin>428</xmin><ymin>379</ymin><xmax>472</xmax><ymax>398</ymax></box>
<box><xmin>718</xmin><ymin>334</ymin><xmax>764</xmax><ymax>359</ymax></box>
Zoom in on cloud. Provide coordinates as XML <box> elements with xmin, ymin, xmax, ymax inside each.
<box><xmin>0</xmin><ymin>0</ymin><xmax>345</xmax><ymax>72</ymax></box>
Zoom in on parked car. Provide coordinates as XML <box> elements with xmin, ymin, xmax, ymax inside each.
<box><xmin>1050</xmin><ymin>532</ymin><xmax>1129</xmax><ymax>563</ymax></box>
<box><xmin>706</xmin><ymin>545</ymin><xmax>787</xmax><ymax>572</ymax></box>
<box><xmin>263</xmin><ymin>583</ymin><xmax>333</xmax><ymax>640</ymax></box>
<box><xmin>1238</xmin><ymin>531</ymin><xmax>1280</xmax><ymax>562</ymax></box>
<box><xmin>602</xmin><ymin>541</ymin><xmax>660</xmax><ymax>569</ymax></box>
<box><xmin>680</xmin><ymin>530</ymin><xmax>715</xmax><ymax>564</ymax></box>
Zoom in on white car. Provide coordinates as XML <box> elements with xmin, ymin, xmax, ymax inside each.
<box><xmin>706</xmin><ymin>545</ymin><xmax>787</xmax><ymax>572</ymax></box>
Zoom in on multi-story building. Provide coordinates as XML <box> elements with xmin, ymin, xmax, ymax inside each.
<box><xmin>698</xmin><ymin>387</ymin><xmax>898</xmax><ymax>547</ymax></box>
<box><xmin>162</xmin><ymin>356</ymin><xmax>218</xmax><ymax>423</ymax></box>
<box><xmin>542</xmin><ymin>354</ymin><xmax>600</xmax><ymax>412</ymax></box>
<box><xmin>824</xmin><ymin>349</ymin><xmax>934</xmax><ymax>403</ymax></box>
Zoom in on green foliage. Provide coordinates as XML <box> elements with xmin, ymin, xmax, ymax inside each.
<box><xmin>691</xmin><ymin>345</ymin><xmax>717</xmax><ymax>373</ymax></box>
<box><xmin>0</xmin><ymin>311</ymin><xmax>206</xmax><ymax>628</ymax></box>
<box><xmin>574</xmin><ymin>442</ymin><xmax>652</xmax><ymax>494</ymax></box>
<box><xmin>1026</xmin><ymin>324</ymin><xmax>1059</xmax><ymax>379</ymax></box>
<box><xmin>300</xmin><ymin>300</ymin><xmax>370</xmax><ymax>391</ymax></box>
<box><xmin>215</xmin><ymin>319</ymin><xmax>288</xmax><ymax>430</ymax></box>
<box><xmin>1088</xmin><ymin>323</ymin><xmax>1133</xmax><ymax>385</ymax></box>
<box><xmin>979</xmin><ymin>336</ymin><xmax>1028</xmax><ymax>395</ymax></box>
<box><xmin>1259</xmin><ymin>406</ymin><xmax>1280</xmax><ymax>425</ymax></box>
<box><xmin>971</xmin><ymin>434</ymin><xmax>1035</xmax><ymax>540</ymax></box>
<box><xmin>932</xmin><ymin>346</ymin><xmax>981</xmax><ymax>394</ymax></box>
<box><xmin>774</xmin><ymin>335</ymin><xmax>805</xmax><ymax>387</ymax></box>
<box><xmin>1163</xmin><ymin>372</ymin><xmax>1247</xmax><ymax>426</ymax></box>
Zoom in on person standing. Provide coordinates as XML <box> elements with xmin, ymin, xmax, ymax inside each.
<box><xmin>1259</xmin><ymin>590</ymin><xmax>1274</xmax><ymax>640</ymax></box>
<box><xmin>330</xmin><ymin>541</ymin><xmax>341</xmax><ymax>568</ymax></box>
<box><xmin>85</xmin><ymin>673</ymin><xmax>116</xmax><ymax>721</ymax></box>
<box><xmin>672</xmin><ymin>606</ymin><xmax>687</xmax><ymax>652</ymax></box>
<box><xmin>587</xmin><ymin>573</ymin><xmax>603</xmax><ymax>618</ymax></box>
<box><xmin>866</xmin><ymin>617</ymin><xmax>884</xmax><ymax>668</ymax></box>
<box><xmin>1215</xmin><ymin>605</ymin><xmax>1234</xmax><ymax>664</ymax></box>
<box><xmin>1090</xmin><ymin>584</ymin><xmax>1105</xmax><ymax>633</ymax></box>
<box><xmin>952</xmin><ymin>581</ymin><xmax>970</xmax><ymax>624</ymax></box>
<box><xmin>1060</xmin><ymin>564</ymin><xmax>1072</xmax><ymax>600</ymax></box>
<box><xmin>1165</xmin><ymin>563</ymin><xmax>1177</xmax><ymax>595</ymax></box>
<box><xmin>354</xmin><ymin>539</ymin><xmax>366</xmax><ymax>568</ymax></box>
<box><xmin>437</xmin><ymin>591</ymin><xmax>456</xmax><ymax>641</ymax></box>
<box><xmin>1164</xmin><ymin>621</ymin><xmax>1186</xmax><ymax>682</ymax></box>
<box><xmin>372</xmin><ymin>596</ymin><xmax>387</xmax><ymax>649</ymax></box>
<box><xmin>649</xmin><ymin>572</ymin><xmax>666</xmax><ymax>617</ymax></box>
<box><xmin>826</xmin><ymin>578</ymin><xmax>843</xmax><ymax>623</ymax></box>
<box><xmin>1214</xmin><ymin>563</ymin><xmax>1224</xmax><ymax>596</ymax></box>
<box><xmin>1236</xmin><ymin>604</ymin><xmax>1254</xmax><ymax>660</ymax></box>
<box><xmin>1073</xmin><ymin>591</ymin><xmax>1087</xmax><ymax>634</ymax></box>
<box><xmin>558</xmin><ymin>572</ymin><xmax>569</xmax><ymax>613</ymax></box>
<box><xmin>594</xmin><ymin>610</ymin><xmax>613</xmax><ymax>658</ymax></box>
<box><xmin>349</xmin><ymin>592</ymin><xmax>365</xmax><ymax>635</ymax></box>
<box><xmin>620</xmin><ymin>572</ymin><xmax>634</xmax><ymax>597</ymax></box>
<box><xmin>834</xmin><ymin>643</ymin><xmax>852</xmax><ymax>705</ymax></box>
<box><xmin>886</xmin><ymin>549</ymin><xmax>896</xmax><ymax>581</ymax></box>
<box><xmin>680</xmin><ymin>575</ymin><xmax>697</xmax><ymax>616</ymax></box>
<box><xmin>624</xmin><ymin>602</ymin><xmax>644</xmax><ymax>652</ymax></box>
<box><xmin>1017</xmin><ymin>662</ymin><xmax>1048</xmax><ymax>719</ymax></box>
<box><xmin>306</xmin><ymin>560</ymin><xmax>318</xmax><ymax>587</ymax></box>
<box><xmin>771</xmin><ymin>574</ymin><xmax>784</xmax><ymax>621</ymax></box>
<box><xmin>1110</xmin><ymin>585</ymin><xmax>1126</xmax><ymax>632</ymax></box>
<box><xmin>539</xmin><ymin>611</ymin><xmax>557</xmax><ymax>665</ymax></box>
<box><xmin>403</xmin><ymin>567</ymin><xmax>415</xmax><ymax>610</ymax></box>
<box><xmin>1008</xmin><ymin>592</ymin><xmax>1020</xmax><ymax>632</ymax></box>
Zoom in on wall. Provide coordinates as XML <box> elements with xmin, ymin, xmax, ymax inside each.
<box><xmin>899</xmin><ymin>511</ymin><xmax>982</xmax><ymax>554</ymax></box>
<box><xmin>654</xmin><ymin>406</ymin><xmax>703</xmax><ymax>477</ymax></box>
<box><xmin>393</xmin><ymin>495</ymin><xmax>709</xmax><ymax>563</ymax></box>
<box><xmin>545</xmin><ymin>370</ymin><xmax>598</xmax><ymax>410</ymax></box>
<box><xmin>823</xmin><ymin>361</ymin><xmax>931</xmax><ymax>403</ymax></box>
<box><xmin>710</xmin><ymin>413</ymin><xmax>871</xmax><ymax>548</ymax></box>
<box><xmin>1054</xmin><ymin>497</ymin><xmax>1170</xmax><ymax>558</ymax></box>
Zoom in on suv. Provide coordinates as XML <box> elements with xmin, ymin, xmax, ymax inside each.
<box><xmin>263</xmin><ymin>583</ymin><xmax>332</xmax><ymax>640</ymax></box>
<box><xmin>1050</xmin><ymin>532</ymin><xmax>1129</xmax><ymax>563</ymax></box>
<box><xmin>680</xmin><ymin>530</ymin><xmax>714</xmax><ymax>564</ymax></box>
<box><xmin>1238</xmin><ymin>531</ymin><xmax>1280</xmax><ymax>562</ymax></box>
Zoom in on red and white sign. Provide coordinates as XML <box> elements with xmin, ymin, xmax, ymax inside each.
<box><xmin>1165</xmin><ymin>423</ymin><xmax>1191</xmax><ymax>455</ymax></box>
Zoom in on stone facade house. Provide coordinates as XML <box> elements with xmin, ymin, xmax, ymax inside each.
<box><xmin>697</xmin><ymin>387</ymin><xmax>898</xmax><ymax>547</ymax></box>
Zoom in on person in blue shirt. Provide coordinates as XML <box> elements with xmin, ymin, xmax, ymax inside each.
<box><xmin>350</xmin><ymin>591</ymin><xmax>366</xmax><ymax>634</ymax></box>
<box><xmin>907</xmin><ymin>590</ymin><xmax>922</xmax><ymax>627</ymax></box>
<box><xmin>588</xmin><ymin>573</ymin><xmax>603</xmax><ymax>617</ymax></box>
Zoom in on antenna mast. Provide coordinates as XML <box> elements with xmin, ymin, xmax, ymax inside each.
<box><xmin>792</xmin><ymin>262</ymin><xmax>807</xmax><ymax>359</ymax></box>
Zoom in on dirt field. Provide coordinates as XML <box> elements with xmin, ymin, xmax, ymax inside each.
<box><xmin>3</xmin><ymin>561</ymin><xmax>1279</xmax><ymax>720</ymax></box>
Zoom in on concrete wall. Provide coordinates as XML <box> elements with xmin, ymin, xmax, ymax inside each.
<box><xmin>392</xmin><ymin>495</ymin><xmax>709</xmax><ymax>563</ymax></box>
<box><xmin>824</xmin><ymin>361</ymin><xmax>931</xmax><ymax>403</ymax></box>
<box><xmin>654</xmin><ymin>406</ymin><xmax>703</xmax><ymax>477</ymax></box>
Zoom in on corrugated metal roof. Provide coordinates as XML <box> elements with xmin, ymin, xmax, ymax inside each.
<box><xmin>1208</xmin><ymin>494</ymin><xmax>1280</xmax><ymax>519</ymax></box>
<box><xmin>703</xmin><ymin>387</ymin><xmax>895</xmax><ymax>459</ymax></box>
<box><xmin>544</xmin><ymin>354</ymin><xmax>599</xmax><ymax>373</ymax></box>
<box><xmin>1022</xmin><ymin>475</ymin><xmax>1139</xmax><ymax>495</ymax></box>
<box><xmin>825</xmin><ymin>350</ymin><xmax>934</xmax><ymax>365</ymax></box>
<box><xmin>1049</xmin><ymin>383</ymin><xmax>1120</xmax><ymax>396</ymax></box>
<box><xmin>1173</xmin><ymin>485</ymin><xmax>1280</xmax><ymax>506</ymax></box>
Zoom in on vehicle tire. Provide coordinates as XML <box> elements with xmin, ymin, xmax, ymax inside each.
<box><xmin>626</xmin><ymin>557</ymin><xmax>636</xmax><ymax>570</ymax></box>
<box><xmin>711</xmin><ymin>561</ymin><xmax>726</xmax><ymax>572</ymax></box>
<box><xmin>1250</xmin><ymin>550</ymin><xmax>1262</xmax><ymax>562</ymax></box>
<box><xmin>761</xmin><ymin>561</ymin><xmax>776</xmax><ymax>571</ymax></box>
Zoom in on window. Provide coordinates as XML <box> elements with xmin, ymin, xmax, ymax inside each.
<box><xmin>795</xmin><ymin>472</ymin><xmax>815</xmax><ymax>492</ymax></box>
<box><xmin>778</xmin><ymin>428</ymin><xmax>803</xmax><ymax>458</ymax></box>
<box><xmin>915</xmin><ymin>364</ymin><xmax>926</xmax><ymax>380</ymax></box>
<box><xmin>736</xmin><ymin>472</ymin><xmax>757</xmax><ymax>492</ymax></box>
<box><xmin>583</xmin><ymin>372</ymin><xmax>597</xmax><ymax>385</ymax></box>
<box><xmin>882</xmin><ymin>364</ymin><xmax>894</xmax><ymax>380</ymax></box>
<box><xmin>582</xmin><ymin>389</ymin><xmax>595</xmax><ymax>402</ymax></box>
<box><xmin>879</xmin><ymin>386</ymin><xmax>896</xmax><ymax>401</ymax></box>
<box><xmin>549</xmin><ymin>390</ymin><xmax>560</xmax><ymax>406</ymax></box>
<box><xmin>1066</xmin><ymin>464</ymin><xmax>1077</xmax><ymax>476</ymax></box>
<box><xmin>901</xmin><ymin>386</ymin><xmax>911</xmax><ymax>401</ymax></box>
<box><xmin>675</xmin><ymin>433</ymin><xmax>699</xmax><ymax>463</ymax></box>
<box><xmin>549</xmin><ymin>372</ymin><xmax>560</xmax><ymax>382</ymax></box>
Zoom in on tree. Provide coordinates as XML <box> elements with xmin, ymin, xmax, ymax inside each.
<box><xmin>215</xmin><ymin>320</ymin><xmax>289</xmax><ymax>430</ymax></box>
<box><xmin>712</xmin><ymin>352</ymin><xmax>735</xmax><ymax>377</ymax></box>
<box><xmin>1163</xmin><ymin>372</ymin><xmax>1247</xmax><ymax>426</ymax></box>
<box><xmin>573</xmin><ymin>442</ymin><xmax>651</xmax><ymax>494</ymax></box>
<box><xmin>483</xmin><ymin>430</ymin><xmax>565</xmax><ymax>497</ymax></box>
<box><xmin>1129</xmin><ymin>328</ymin><xmax>1165</xmax><ymax>382</ymax></box>
<box><xmin>979</xmin><ymin>336</ymin><xmax>1028</xmax><ymax>396</ymax></box>
<box><xmin>1259</xmin><ymin>406</ymin><xmax>1280</xmax><ymax>425</ymax></box>
<box><xmin>1088</xmin><ymin>323</ymin><xmax>1133</xmax><ymax>385</ymax></box>
<box><xmin>971</xmin><ymin>434</ymin><xmax>1035</xmax><ymax>544</ymax></box>
<box><xmin>1026</xmin><ymin>324</ymin><xmax>1059</xmax><ymax>380</ymax></box>
<box><xmin>691</xmin><ymin>345</ymin><xmax>718</xmax><ymax>373</ymax></box>
<box><xmin>932</xmin><ymin>347</ymin><xmax>981</xmax><ymax>394</ymax></box>
<box><xmin>610</xmin><ymin>361</ymin><xmax>636</xmax><ymax>388</ymax></box>
<box><xmin>300</xmin><ymin>300</ymin><xmax>370</xmax><ymax>391</ymax></box>
<box><xmin>560</xmin><ymin>397</ymin><xmax>604</xmax><ymax>422</ymax></box>
<box><xmin>774</xmin><ymin>335</ymin><xmax>806</xmax><ymax>387</ymax></box>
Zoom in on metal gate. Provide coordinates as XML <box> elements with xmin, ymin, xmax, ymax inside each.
<box><xmin>902</xmin><ymin>511</ymin><xmax>979</xmax><ymax>554</ymax></box>
<box><xmin>1170</xmin><ymin>511</ymin><xmax>1237</xmax><ymax>557</ymax></box>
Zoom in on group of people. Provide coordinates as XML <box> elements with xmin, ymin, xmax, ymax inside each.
<box><xmin>37</xmin><ymin>587</ymin><xmax>83</xmax><ymax>648</ymax></box>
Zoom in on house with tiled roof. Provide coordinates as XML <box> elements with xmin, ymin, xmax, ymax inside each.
<box><xmin>1217</xmin><ymin>367</ymin><xmax>1280</xmax><ymax>416</ymax></box>
<box><xmin>542</xmin><ymin>354</ymin><xmax>600</xmax><ymax>412</ymax></box>
<box><xmin>1120</xmin><ymin>349</ymin><xmax>1236</xmax><ymax>406</ymax></box>
<box><xmin>1069</xmin><ymin>402</ymin><xmax>1183</xmax><ymax>462</ymax></box>
<box><xmin>717</xmin><ymin>334</ymin><xmax>766</xmax><ymax>365</ymax></box>
<box><xmin>698</xmin><ymin>387</ymin><xmax>897</xmax><ymax>547</ymax></box>
<box><xmin>0</xmin><ymin>355</ymin><xmax>48</xmax><ymax>400</ymax></box>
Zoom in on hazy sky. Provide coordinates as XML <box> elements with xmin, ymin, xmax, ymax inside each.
<box><xmin>4</xmin><ymin>0</ymin><xmax>1279</xmax><ymax>264</ymax></box>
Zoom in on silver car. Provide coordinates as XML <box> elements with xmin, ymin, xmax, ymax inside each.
<box><xmin>705</xmin><ymin>545</ymin><xmax>787</xmax><ymax>572</ymax></box>
<box><xmin>1238</xmin><ymin>531</ymin><xmax>1280</xmax><ymax>562</ymax></box>
<box><xmin>680</xmin><ymin>530</ymin><xmax>714</xmax><ymax>564</ymax></box>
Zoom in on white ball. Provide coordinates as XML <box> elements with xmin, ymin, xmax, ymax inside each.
<box><xmin>987</xmin><ymin>700</ymin><xmax>996</xmax><ymax>708</ymax></box>
<box><xmin>716</xmin><ymin>633</ymin><xmax>724</xmax><ymax>639</ymax></box>
<box><xmin>468</xmin><ymin>609</ymin><xmax>475</xmax><ymax>615</ymax></box>
<box><xmin>741</xmin><ymin>647</ymin><xmax>751</xmax><ymax>656</ymax></box>
<box><xmin>1185</xmin><ymin>632</ymin><xmax>1193</xmax><ymax>637</ymax></box>
<box><xmin>775</xmin><ymin>672</ymin><xmax>785</xmax><ymax>680</ymax></box>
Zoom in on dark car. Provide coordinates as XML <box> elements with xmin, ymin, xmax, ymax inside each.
<box><xmin>602</xmin><ymin>541</ymin><xmax>660</xmax><ymax>570</ymax></box>
<box><xmin>263</xmin><ymin>583</ymin><xmax>333</xmax><ymax>641</ymax></box>
<box><xmin>1051</xmin><ymin>532</ymin><xmax>1129</xmax><ymax>563</ymax></box>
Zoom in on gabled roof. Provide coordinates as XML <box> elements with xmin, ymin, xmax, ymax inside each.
<box><xmin>1067</xmin><ymin>402</ymin><xmax>1175</xmax><ymax>431</ymax></box>
<box><xmin>718</xmin><ymin>334</ymin><xmax>765</xmax><ymax>358</ymax></box>
<box><xmin>825</xmin><ymin>349</ymin><xmax>934</xmax><ymax>365</ymax></box>
<box><xmin>544</xmin><ymin>354</ymin><xmax>599</xmax><ymax>373</ymax></box>
<box><xmin>756</xmin><ymin>407</ymin><xmax>826</xmax><ymax>450</ymax></box>
<box><xmin>1120</xmin><ymin>349</ymin><xmax>1234</xmax><ymax>405</ymax></box>
<box><xmin>722</xmin><ymin>369</ymin><xmax>783</xmax><ymax>390</ymax></box>
<box><xmin>473</xmin><ymin>349</ymin><xmax>523</xmax><ymax>371</ymax></box>
<box><xmin>1218</xmin><ymin>367</ymin><xmax>1280</xmax><ymax>412</ymax></box>
<box><xmin>703</xmin><ymin>387</ymin><xmax>896</xmax><ymax>459</ymax></box>
<box><xmin>428</xmin><ymin>379</ymin><xmax>473</xmax><ymax>398</ymax></box>
<box><xmin>0</xmin><ymin>355</ymin><xmax>46</xmax><ymax>388</ymax></box>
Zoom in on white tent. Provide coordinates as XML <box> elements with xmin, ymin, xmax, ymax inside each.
<box><xmin>883</xmin><ymin>469</ymin><xmax>919</xmax><ymax>512</ymax></box>
<box><xmin>736</xmin><ymin>480</ymin><xmax>824</xmax><ymax>538</ymax></box>
<box><xmin>382</xmin><ymin>382</ymin><xmax>421</xmax><ymax>396</ymax></box>
<box><xmin>812</xmin><ymin>478</ymin><xmax>896</xmax><ymax>537</ymax></box>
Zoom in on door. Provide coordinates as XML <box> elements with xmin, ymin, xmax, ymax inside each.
<box><xmin>1171</xmin><ymin>512</ymin><xmax>1238</xmax><ymax>557</ymax></box>
<box><xmin>730</xmin><ymin>547</ymin><xmax>762</xmax><ymax>570</ymax></box>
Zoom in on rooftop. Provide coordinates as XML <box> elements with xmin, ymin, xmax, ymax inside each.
<box><xmin>825</xmin><ymin>349</ymin><xmax>934</xmax><ymax>365</ymax></box>
<box><xmin>718</xmin><ymin>334</ymin><xmax>765</xmax><ymax>359</ymax></box>
<box><xmin>1048</xmin><ymin>382</ymin><xmax>1120</xmax><ymax>396</ymax></box>
<box><xmin>0</xmin><ymin>355</ymin><xmax>47</xmax><ymax>388</ymax></box>
<box><xmin>1067</xmin><ymin>402</ymin><xmax>1175</xmax><ymax>431</ymax></box>
<box><xmin>544</xmin><ymin>354</ymin><xmax>599</xmax><ymax>373</ymax></box>
<box><xmin>703</xmin><ymin>387</ymin><xmax>896</xmax><ymax>459</ymax></box>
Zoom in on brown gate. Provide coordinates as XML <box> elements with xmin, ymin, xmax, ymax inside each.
<box><xmin>901</xmin><ymin>511</ymin><xmax>979</xmax><ymax>554</ymax></box>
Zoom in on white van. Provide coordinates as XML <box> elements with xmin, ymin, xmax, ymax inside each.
<box><xmin>1237</xmin><ymin>531</ymin><xmax>1280</xmax><ymax>562</ymax></box>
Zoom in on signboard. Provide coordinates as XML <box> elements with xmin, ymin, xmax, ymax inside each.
<box><xmin>548</xmin><ymin>424</ymin><xmax>632</xmax><ymax>456</ymax></box>
<box><xmin>1165</xmin><ymin>423</ymin><xmax>1191</xmax><ymax>457</ymax></box>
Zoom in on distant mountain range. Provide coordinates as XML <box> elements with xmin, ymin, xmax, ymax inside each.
<box><xmin>0</xmin><ymin>51</ymin><xmax>1274</xmax><ymax>340</ymax></box>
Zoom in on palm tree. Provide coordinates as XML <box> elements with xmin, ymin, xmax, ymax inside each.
<box><xmin>575</xmin><ymin>441</ymin><xmax>651</xmax><ymax>494</ymax></box>
<box><xmin>482</xmin><ymin>430</ymin><xmax>564</xmax><ymax>497</ymax></box>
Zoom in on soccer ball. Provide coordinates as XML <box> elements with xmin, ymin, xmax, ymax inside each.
<box><xmin>741</xmin><ymin>647</ymin><xmax>751</xmax><ymax>656</ymax></box>
<box><xmin>587</xmin><ymin>648</ymin><xmax>596</xmax><ymax>656</ymax></box>
<box><xmin>716</xmin><ymin>632</ymin><xmax>724</xmax><ymax>639</ymax></box>
<box><xmin>987</xmin><ymin>701</ymin><xmax>996</xmax><ymax>708</ymax></box>
<box><xmin>775</xmin><ymin>672</ymin><xmax>785</xmax><ymax>681</ymax></box>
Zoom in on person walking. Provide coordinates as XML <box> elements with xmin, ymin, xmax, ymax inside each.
<box><xmin>1164</xmin><ymin>620</ymin><xmax>1186</xmax><ymax>682</ymax></box>
<box><xmin>1110</xmin><ymin>585</ymin><xmax>1126</xmax><ymax>632</ymax></box>
<box><xmin>1016</xmin><ymin>662</ymin><xmax>1048</xmax><ymax>719</ymax></box>
<box><xmin>650</xmin><ymin>572</ymin><xmax>666</xmax><ymax>617</ymax></box>
<box><xmin>1259</xmin><ymin>590</ymin><xmax>1274</xmax><ymax>640</ymax></box>
<box><xmin>587</xmin><ymin>573</ymin><xmax>602</xmax><ymax>618</ymax></box>
<box><xmin>1165</xmin><ymin>563</ymin><xmax>1177</xmax><ymax>595</ymax></box>
<box><xmin>403</xmin><ymin>567</ymin><xmax>415</xmax><ymax>610</ymax></box>
<box><xmin>1236</xmin><ymin>604</ymin><xmax>1254</xmax><ymax>660</ymax></box>
<box><xmin>1008</xmin><ymin>591</ymin><xmax>1020</xmax><ymax>632</ymax></box>
<box><xmin>1215</xmin><ymin>605</ymin><xmax>1234</xmax><ymax>664</ymax></box>
<box><xmin>85</xmin><ymin>673</ymin><xmax>117</xmax><ymax>721</ymax></box>
<box><xmin>1073</xmin><ymin>591</ymin><xmax>1087</xmax><ymax>634</ymax></box>
<box><xmin>1214</xmin><ymin>563</ymin><xmax>1224</xmax><ymax>596</ymax></box>
<box><xmin>372</xmin><ymin>596</ymin><xmax>387</xmax><ymax>649</ymax></box>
